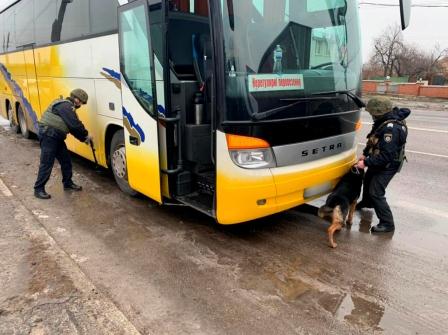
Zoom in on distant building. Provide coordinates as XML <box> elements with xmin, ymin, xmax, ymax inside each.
<box><xmin>440</xmin><ymin>56</ymin><xmax>448</xmax><ymax>77</ymax></box>
<box><xmin>432</xmin><ymin>56</ymin><xmax>448</xmax><ymax>85</ymax></box>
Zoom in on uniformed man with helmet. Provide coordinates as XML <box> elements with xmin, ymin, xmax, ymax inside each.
<box><xmin>355</xmin><ymin>96</ymin><xmax>410</xmax><ymax>233</ymax></box>
<box><xmin>34</xmin><ymin>88</ymin><xmax>93</xmax><ymax>199</ymax></box>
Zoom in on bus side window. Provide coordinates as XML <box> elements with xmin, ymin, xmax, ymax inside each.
<box><xmin>57</xmin><ymin>0</ymin><xmax>90</xmax><ymax>42</ymax></box>
<box><xmin>35</xmin><ymin>0</ymin><xmax>57</xmax><ymax>46</ymax></box>
<box><xmin>15</xmin><ymin>0</ymin><xmax>34</xmax><ymax>47</ymax></box>
<box><xmin>90</xmin><ymin>0</ymin><xmax>119</xmax><ymax>35</ymax></box>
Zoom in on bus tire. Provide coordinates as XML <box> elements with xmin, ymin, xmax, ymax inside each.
<box><xmin>7</xmin><ymin>103</ymin><xmax>19</xmax><ymax>133</ymax></box>
<box><xmin>110</xmin><ymin>130</ymin><xmax>138</xmax><ymax>196</ymax></box>
<box><xmin>17</xmin><ymin>105</ymin><xmax>30</xmax><ymax>139</ymax></box>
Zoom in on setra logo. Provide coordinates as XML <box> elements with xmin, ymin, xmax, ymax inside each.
<box><xmin>301</xmin><ymin>143</ymin><xmax>343</xmax><ymax>157</ymax></box>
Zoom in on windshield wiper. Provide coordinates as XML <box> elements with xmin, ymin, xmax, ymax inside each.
<box><xmin>252</xmin><ymin>90</ymin><xmax>365</xmax><ymax>121</ymax></box>
<box><xmin>310</xmin><ymin>90</ymin><xmax>366</xmax><ymax>108</ymax></box>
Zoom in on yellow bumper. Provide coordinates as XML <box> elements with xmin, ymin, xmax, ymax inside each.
<box><xmin>216</xmin><ymin>131</ymin><xmax>356</xmax><ymax>224</ymax></box>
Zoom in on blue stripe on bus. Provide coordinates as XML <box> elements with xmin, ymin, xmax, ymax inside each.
<box><xmin>122</xmin><ymin>107</ymin><xmax>146</xmax><ymax>143</ymax></box>
<box><xmin>102</xmin><ymin>67</ymin><xmax>121</xmax><ymax>81</ymax></box>
<box><xmin>0</xmin><ymin>63</ymin><xmax>39</xmax><ymax>133</ymax></box>
<box><xmin>103</xmin><ymin>67</ymin><xmax>166</xmax><ymax>115</ymax></box>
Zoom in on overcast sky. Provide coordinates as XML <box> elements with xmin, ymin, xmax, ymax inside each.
<box><xmin>359</xmin><ymin>1</ymin><xmax>448</xmax><ymax>62</ymax></box>
<box><xmin>1</xmin><ymin>0</ymin><xmax>447</xmax><ymax>64</ymax></box>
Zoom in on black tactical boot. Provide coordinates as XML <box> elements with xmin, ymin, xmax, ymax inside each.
<box><xmin>64</xmin><ymin>183</ymin><xmax>82</xmax><ymax>191</ymax></box>
<box><xmin>34</xmin><ymin>189</ymin><xmax>51</xmax><ymax>199</ymax></box>
<box><xmin>371</xmin><ymin>223</ymin><xmax>395</xmax><ymax>233</ymax></box>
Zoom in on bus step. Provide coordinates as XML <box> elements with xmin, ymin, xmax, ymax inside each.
<box><xmin>176</xmin><ymin>192</ymin><xmax>215</xmax><ymax>218</ymax></box>
<box><xmin>196</xmin><ymin>172</ymin><xmax>215</xmax><ymax>195</ymax></box>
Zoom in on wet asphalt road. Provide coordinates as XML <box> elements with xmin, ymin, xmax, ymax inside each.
<box><xmin>0</xmin><ymin>99</ymin><xmax>447</xmax><ymax>334</ymax></box>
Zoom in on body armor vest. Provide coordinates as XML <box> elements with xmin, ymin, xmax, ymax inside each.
<box><xmin>366</xmin><ymin>119</ymin><xmax>408</xmax><ymax>172</ymax></box>
<box><xmin>38</xmin><ymin>99</ymin><xmax>71</xmax><ymax>134</ymax></box>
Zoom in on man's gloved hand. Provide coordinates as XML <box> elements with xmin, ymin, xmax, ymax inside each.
<box><xmin>355</xmin><ymin>159</ymin><xmax>366</xmax><ymax>170</ymax></box>
<box><xmin>84</xmin><ymin>135</ymin><xmax>93</xmax><ymax>145</ymax></box>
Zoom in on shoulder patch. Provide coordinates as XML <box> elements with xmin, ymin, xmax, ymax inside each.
<box><xmin>387</xmin><ymin>123</ymin><xmax>394</xmax><ymax>128</ymax></box>
<box><xmin>384</xmin><ymin>133</ymin><xmax>393</xmax><ymax>143</ymax></box>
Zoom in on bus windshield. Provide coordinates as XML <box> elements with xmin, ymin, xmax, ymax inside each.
<box><xmin>221</xmin><ymin>0</ymin><xmax>362</xmax><ymax>122</ymax></box>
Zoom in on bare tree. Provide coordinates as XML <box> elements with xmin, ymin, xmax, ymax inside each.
<box><xmin>423</xmin><ymin>44</ymin><xmax>448</xmax><ymax>82</ymax></box>
<box><xmin>366</xmin><ymin>26</ymin><xmax>448</xmax><ymax>82</ymax></box>
<box><xmin>394</xmin><ymin>44</ymin><xmax>448</xmax><ymax>81</ymax></box>
<box><xmin>393</xmin><ymin>43</ymin><xmax>426</xmax><ymax>79</ymax></box>
<box><xmin>370</xmin><ymin>24</ymin><xmax>403</xmax><ymax>77</ymax></box>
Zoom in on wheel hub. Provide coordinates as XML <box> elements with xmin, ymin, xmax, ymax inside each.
<box><xmin>18</xmin><ymin>110</ymin><xmax>26</xmax><ymax>131</ymax></box>
<box><xmin>7</xmin><ymin>108</ymin><xmax>13</xmax><ymax>125</ymax></box>
<box><xmin>112</xmin><ymin>146</ymin><xmax>127</xmax><ymax>179</ymax></box>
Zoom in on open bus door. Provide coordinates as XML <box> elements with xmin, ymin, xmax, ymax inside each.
<box><xmin>118</xmin><ymin>0</ymin><xmax>162</xmax><ymax>203</ymax></box>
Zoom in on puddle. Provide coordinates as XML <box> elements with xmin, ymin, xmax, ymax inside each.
<box><xmin>358</xmin><ymin>211</ymin><xmax>374</xmax><ymax>233</ymax></box>
<box><xmin>239</xmin><ymin>258</ymin><xmax>315</xmax><ymax>302</ymax></box>
<box><xmin>335</xmin><ymin>294</ymin><xmax>355</xmax><ymax>321</ymax></box>
<box><xmin>266</xmin><ymin>272</ymin><xmax>311</xmax><ymax>301</ymax></box>
<box><xmin>329</xmin><ymin>293</ymin><xmax>385</xmax><ymax>330</ymax></box>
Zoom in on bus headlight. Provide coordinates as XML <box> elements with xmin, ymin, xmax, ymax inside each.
<box><xmin>229</xmin><ymin>149</ymin><xmax>276</xmax><ymax>169</ymax></box>
<box><xmin>226</xmin><ymin>133</ymin><xmax>276</xmax><ymax>169</ymax></box>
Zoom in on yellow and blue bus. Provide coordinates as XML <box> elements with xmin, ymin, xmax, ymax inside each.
<box><xmin>0</xmin><ymin>0</ymin><xmax>411</xmax><ymax>224</ymax></box>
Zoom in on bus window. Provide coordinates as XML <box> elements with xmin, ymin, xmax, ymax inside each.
<box><xmin>35</xmin><ymin>0</ymin><xmax>57</xmax><ymax>46</ymax></box>
<box><xmin>89</xmin><ymin>1</ymin><xmax>119</xmax><ymax>35</ymax></box>
<box><xmin>120</xmin><ymin>6</ymin><xmax>155</xmax><ymax>116</ymax></box>
<box><xmin>0</xmin><ymin>16</ymin><xmax>3</xmax><ymax>52</ymax></box>
<box><xmin>3</xmin><ymin>9</ymin><xmax>15</xmax><ymax>51</ymax></box>
<box><xmin>15</xmin><ymin>0</ymin><xmax>35</xmax><ymax>47</ymax></box>
<box><xmin>307</xmin><ymin>0</ymin><xmax>346</xmax><ymax>12</ymax></box>
<box><xmin>221</xmin><ymin>0</ymin><xmax>361</xmax><ymax>121</ymax></box>
<box><xmin>310</xmin><ymin>26</ymin><xmax>347</xmax><ymax>69</ymax></box>
<box><xmin>57</xmin><ymin>0</ymin><xmax>90</xmax><ymax>41</ymax></box>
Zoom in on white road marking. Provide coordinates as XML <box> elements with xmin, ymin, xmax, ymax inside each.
<box><xmin>0</xmin><ymin>177</ymin><xmax>13</xmax><ymax>197</ymax></box>
<box><xmin>361</xmin><ymin>122</ymin><xmax>448</xmax><ymax>134</ymax></box>
<box><xmin>357</xmin><ymin>143</ymin><xmax>448</xmax><ymax>159</ymax></box>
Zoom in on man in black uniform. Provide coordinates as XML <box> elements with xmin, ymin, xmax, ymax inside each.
<box><xmin>34</xmin><ymin>89</ymin><xmax>92</xmax><ymax>199</ymax></box>
<box><xmin>355</xmin><ymin>97</ymin><xmax>410</xmax><ymax>233</ymax></box>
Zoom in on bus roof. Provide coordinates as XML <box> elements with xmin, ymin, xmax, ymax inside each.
<box><xmin>0</xmin><ymin>0</ymin><xmax>20</xmax><ymax>13</ymax></box>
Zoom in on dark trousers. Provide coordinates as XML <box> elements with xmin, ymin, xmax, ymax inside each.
<box><xmin>361</xmin><ymin>169</ymin><xmax>396</xmax><ymax>226</ymax></box>
<box><xmin>34</xmin><ymin>134</ymin><xmax>73</xmax><ymax>191</ymax></box>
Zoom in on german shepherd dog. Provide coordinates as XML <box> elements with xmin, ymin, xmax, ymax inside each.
<box><xmin>318</xmin><ymin>167</ymin><xmax>364</xmax><ymax>248</ymax></box>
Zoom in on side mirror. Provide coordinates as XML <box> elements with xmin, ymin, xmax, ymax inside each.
<box><xmin>399</xmin><ymin>0</ymin><xmax>412</xmax><ymax>30</ymax></box>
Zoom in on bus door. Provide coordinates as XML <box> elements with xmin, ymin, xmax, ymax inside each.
<box><xmin>118</xmin><ymin>0</ymin><xmax>162</xmax><ymax>202</ymax></box>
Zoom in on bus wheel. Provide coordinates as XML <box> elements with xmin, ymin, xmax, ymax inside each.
<box><xmin>7</xmin><ymin>104</ymin><xmax>19</xmax><ymax>133</ymax></box>
<box><xmin>17</xmin><ymin>105</ymin><xmax>30</xmax><ymax>139</ymax></box>
<box><xmin>110</xmin><ymin>130</ymin><xmax>138</xmax><ymax>196</ymax></box>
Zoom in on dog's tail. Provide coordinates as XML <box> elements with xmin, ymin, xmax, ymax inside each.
<box><xmin>318</xmin><ymin>205</ymin><xmax>334</xmax><ymax>219</ymax></box>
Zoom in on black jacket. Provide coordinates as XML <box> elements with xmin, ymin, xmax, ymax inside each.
<box><xmin>363</xmin><ymin>107</ymin><xmax>410</xmax><ymax>173</ymax></box>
